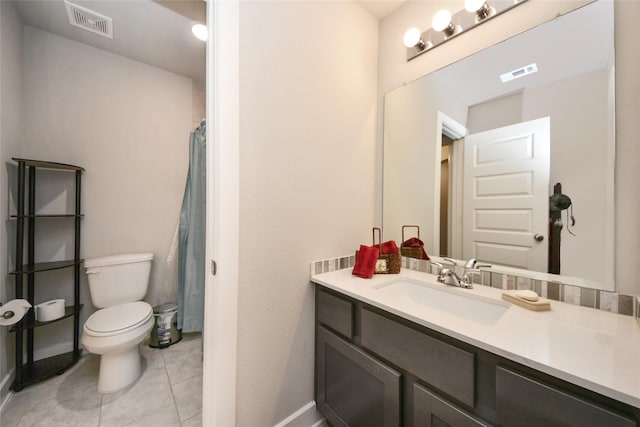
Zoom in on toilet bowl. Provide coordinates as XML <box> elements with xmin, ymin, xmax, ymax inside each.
<box><xmin>81</xmin><ymin>253</ymin><xmax>154</xmax><ymax>393</ymax></box>
<box><xmin>82</xmin><ymin>302</ymin><xmax>154</xmax><ymax>392</ymax></box>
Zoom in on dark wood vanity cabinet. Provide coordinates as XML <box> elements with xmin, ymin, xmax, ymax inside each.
<box><xmin>316</xmin><ymin>326</ymin><xmax>401</xmax><ymax>427</ymax></box>
<box><xmin>314</xmin><ymin>285</ymin><xmax>640</xmax><ymax>427</ymax></box>
<box><xmin>413</xmin><ymin>383</ymin><xmax>490</xmax><ymax>427</ymax></box>
<box><xmin>495</xmin><ymin>367</ymin><xmax>636</xmax><ymax>427</ymax></box>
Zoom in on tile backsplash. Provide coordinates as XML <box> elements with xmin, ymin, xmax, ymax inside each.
<box><xmin>310</xmin><ymin>255</ymin><xmax>638</xmax><ymax>318</ymax></box>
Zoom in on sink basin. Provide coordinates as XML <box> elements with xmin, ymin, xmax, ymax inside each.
<box><xmin>374</xmin><ymin>279</ymin><xmax>509</xmax><ymax>325</ymax></box>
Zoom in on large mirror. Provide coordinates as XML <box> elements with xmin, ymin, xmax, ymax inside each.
<box><xmin>383</xmin><ymin>0</ymin><xmax>615</xmax><ymax>291</ymax></box>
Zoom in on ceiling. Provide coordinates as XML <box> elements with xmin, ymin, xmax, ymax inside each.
<box><xmin>13</xmin><ymin>0</ymin><xmax>206</xmax><ymax>83</ymax></box>
<box><xmin>358</xmin><ymin>0</ymin><xmax>406</xmax><ymax>19</ymax></box>
<box><xmin>11</xmin><ymin>0</ymin><xmax>404</xmax><ymax>84</ymax></box>
<box><xmin>12</xmin><ymin>0</ymin><xmax>606</xmax><ymax>97</ymax></box>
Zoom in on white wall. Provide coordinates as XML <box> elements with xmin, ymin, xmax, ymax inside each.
<box><xmin>378</xmin><ymin>0</ymin><xmax>640</xmax><ymax>295</ymax></box>
<box><xmin>192</xmin><ymin>80</ymin><xmax>206</xmax><ymax>130</ymax></box>
<box><xmin>3</xmin><ymin>25</ymin><xmax>193</xmax><ymax>359</ymax></box>
<box><xmin>612</xmin><ymin>0</ymin><xmax>640</xmax><ymax>296</ymax></box>
<box><xmin>0</xmin><ymin>0</ymin><xmax>24</xmax><ymax>403</ymax></box>
<box><xmin>466</xmin><ymin>93</ymin><xmax>523</xmax><ymax>134</ymax></box>
<box><xmin>383</xmin><ymin>75</ymin><xmax>467</xmax><ymax>253</ymax></box>
<box><xmin>523</xmin><ymin>70</ymin><xmax>612</xmax><ymax>283</ymax></box>
<box><xmin>236</xmin><ymin>1</ymin><xmax>378</xmax><ymax>424</ymax></box>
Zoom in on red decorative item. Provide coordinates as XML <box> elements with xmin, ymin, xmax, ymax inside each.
<box><xmin>352</xmin><ymin>244</ymin><xmax>379</xmax><ymax>278</ymax></box>
<box><xmin>401</xmin><ymin>225</ymin><xmax>430</xmax><ymax>260</ymax></box>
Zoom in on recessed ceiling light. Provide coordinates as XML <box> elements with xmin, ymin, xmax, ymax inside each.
<box><xmin>192</xmin><ymin>24</ymin><xmax>208</xmax><ymax>42</ymax></box>
<box><xmin>500</xmin><ymin>63</ymin><xmax>538</xmax><ymax>83</ymax></box>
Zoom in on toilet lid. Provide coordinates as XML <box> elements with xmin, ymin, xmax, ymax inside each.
<box><xmin>85</xmin><ymin>301</ymin><xmax>152</xmax><ymax>335</ymax></box>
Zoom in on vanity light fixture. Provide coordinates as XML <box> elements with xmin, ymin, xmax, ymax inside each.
<box><xmin>192</xmin><ymin>24</ymin><xmax>208</xmax><ymax>41</ymax></box>
<box><xmin>465</xmin><ymin>0</ymin><xmax>496</xmax><ymax>23</ymax></box>
<box><xmin>404</xmin><ymin>0</ymin><xmax>528</xmax><ymax>62</ymax></box>
<box><xmin>403</xmin><ymin>27</ymin><xmax>432</xmax><ymax>51</ymax></box>
<box><xmin>432</xmin><ymin>10</ymin><xmax>461</xmax><ymax>38</ymax></box>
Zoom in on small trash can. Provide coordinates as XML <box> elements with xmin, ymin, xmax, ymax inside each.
<box><xmin>149</xmin><ymin>302</ymin><xmax>182</xmax><ymax>349</ymax></box>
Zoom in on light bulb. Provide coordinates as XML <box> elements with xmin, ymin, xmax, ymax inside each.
<box><xmin>192</xmin><ymin>24</ymin><xmax>208</xmax><ymax>41</ymax></box>
<box><xmin>466</xmin><ymin>0</ymin><xmax>494</xmax><ymax>21</ymax></box>
<box><xmin>465</xmin><ymin>0</ymin><xmax>486</xmax><ymax>12</ymax></box>
<box><xmin>403</xmin><ymin>28</ymin><xmax>422</xmax><ymax>48</ymax></box>
<box><xmin>432</xmin><ymin>9</ymin><xmax>452</xmax><ymax>32</ymax></box>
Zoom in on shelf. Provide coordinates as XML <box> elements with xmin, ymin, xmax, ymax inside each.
<box><xmin>10</xmin><ymin>214</ymin><xmax>84</xmax><ymax>219</ymax></box>
<box><xmin>11</xmin><ymin>351</ymin><xmax>80</xmax><ymax>392</ymax></box>
<box><xmin>10</xmin><ymin>304</ymin><xmax>83</xmax><ymax>332</ymax></box>
<box><xmin>10</xmin><ymin>157</ymin><xmax>83</xmax><ymax>391</ymax></box>
<box><xmin>10</xmin><ymin>260</ymin><xmax>82</xmax><ymax>275</ymax></box>
<box><xmin>12</xmin><ymin>158</ymin><xmax>84</xmax><ymax>172</ymax></box>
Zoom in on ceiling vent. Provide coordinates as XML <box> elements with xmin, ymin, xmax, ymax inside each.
<box><xmin>500</xmin><ymin>63</ymin><xmax>538</xmax><ymax>83</ymax></box>
<box><xmin>64</xmin><ymin>0</ymin><xmax>113</xmax><ymax>39</ymax></box>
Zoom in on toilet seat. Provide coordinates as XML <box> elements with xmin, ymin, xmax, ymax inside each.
<box><xmin>84</xmin><ymin>301</ymin><xmax>153</xmax><ymax>337</ymax></box>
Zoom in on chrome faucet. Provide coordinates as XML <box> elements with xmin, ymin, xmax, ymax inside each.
<box><xmin>437</xmin><ymin>268</ymin><xmax>481</xmax><ymax>289</ymax></box>
<box><xmin>443</xmin><ymin>257</ymin><xmax>457</xmax><ymax>266</ymax></box>
<box><xmin>464</xmin><ymin>258</ymin><xmax>492</xmax><ymax>270</ymax></box>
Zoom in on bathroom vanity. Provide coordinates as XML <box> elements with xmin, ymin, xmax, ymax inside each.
<box><xmin>311</xmin><ymin>268</ymin><xmax>640</xmax><ymax>426</ymax></box>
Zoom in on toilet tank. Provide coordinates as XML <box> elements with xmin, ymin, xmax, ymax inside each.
<box><xmin>84</xmin><ymin>253</ymin><xmax>153</xmax><ymax>309</ymax></box>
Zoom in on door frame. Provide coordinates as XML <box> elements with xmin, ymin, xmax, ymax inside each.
<box><xmin>203</xmin><ymin>1</ymin><xmax>239</xmax><ymax>425</ymax></box>
<box><xmin>437</xmin><ymin>112</ymin><xmax>467</xmax><ymax>259</ymax></box>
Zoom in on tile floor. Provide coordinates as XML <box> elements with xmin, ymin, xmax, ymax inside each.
<box><xmin>0</xmin><ymin>333</ymin><xmax>203</xmax><ymax>427</ymax></box>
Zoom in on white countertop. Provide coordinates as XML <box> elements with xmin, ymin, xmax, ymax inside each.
<box><xmin>311</xmin><ymin>268</ymin><xmax>640</xmax><ymax>409</ymax></box>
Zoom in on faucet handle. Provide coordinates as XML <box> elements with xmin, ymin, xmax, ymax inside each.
<box><xmin>465</xmin><ymin>258</ymin><xmax>492</xmax><ymax>269</ymax></box>
<box><xmin>442</xmin><ymin>257</ymin><xmax>457</xmax><ymax>266</ymax></box>
<box><xmin>475</xmin><ymin>263</ymin><xmax>492</xmax><ymax>269</ymax></box>
<box><xmin>463</xmin><ymin>268</ymin><xmax>482</xmax><ymax>285</ymax></box>
<box><xmin>430</xmin><ymin>261</ymin><xmax>443</xmax><ymax>275</ymax></box>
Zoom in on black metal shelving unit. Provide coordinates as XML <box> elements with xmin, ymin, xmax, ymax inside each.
<box><xmin>9</xmin><ymin>158</ymin><xmax>84</xmax><ymax>392</ymax></box>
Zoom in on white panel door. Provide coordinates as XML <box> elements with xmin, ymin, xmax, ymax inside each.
<box><xmin>463</xmin><ymin>117</ymin><xmax>550</xmax><ymax>271</ymax></box>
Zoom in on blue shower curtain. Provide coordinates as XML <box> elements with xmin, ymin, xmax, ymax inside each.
<box><xmin>178</xmin><ymin>120</ymin><xmax>206</xmax><ymax>332</ymax></box>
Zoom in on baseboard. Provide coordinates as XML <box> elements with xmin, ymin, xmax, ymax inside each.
<box><xmin>0</xmin><ymin>368</ymin><xmax>15</xmax><ymax>415</ymax></box>
<box><xmin>273</xmin><ymin>401</ymin><xmax>326</xmax><ymax>427</ymax></box>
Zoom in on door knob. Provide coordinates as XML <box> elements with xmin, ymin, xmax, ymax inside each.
<box><xmin>534</xmin><ymin>234</ymin><xmax>544</xmax><ymax>242</ymax></box>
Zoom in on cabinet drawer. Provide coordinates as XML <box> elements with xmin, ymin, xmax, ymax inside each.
<box><xmin>317</xmin><ymin>288</ymin><xmax>354</xmax><ymax>339</ymax></box>
<box><xmin>316</xmin><ymin>326</ymin><xmax>401</xmax><ymax>427</ymax></box>
<box><xmin>414</xmin><ymin>383</ymin><xmax>492</xmax><ymax>427</ymax></box>
<box><xmin>496</xmin><ymin>366</ymin><xmax>636</xmax><ymax>427</ymax></box>
<box><xmin>361</xmin><ymin>308</ymin><xmax>475</xmax><ymax>408</ymax></box>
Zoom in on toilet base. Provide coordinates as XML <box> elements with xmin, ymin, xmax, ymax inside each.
<box><xmin>97</xmin><ymin>344</ymin><xmax>142</xmax><ymax>393</ymax></box>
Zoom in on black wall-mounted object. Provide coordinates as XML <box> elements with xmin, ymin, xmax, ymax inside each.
<box><xmin>548</xmin><ymin>182</ymin><xmax>577</xmax><ymax>274</ymax></box>
<box><xmin>549</xmin><ymin>183</ymin><xmax>564</xmax><ymax>274</ymax></box>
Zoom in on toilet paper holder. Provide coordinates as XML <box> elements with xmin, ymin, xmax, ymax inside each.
<box><xmin>0</xmin><ymin>299</ymin><xmax>33</xmax><ymax>327</ymax></box>
<box><xmin>1</xmin><ymin>302</ymin><xmax>16</xmax><ymax>320</ymax></box>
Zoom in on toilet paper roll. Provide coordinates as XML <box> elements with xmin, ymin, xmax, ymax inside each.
<box><xmin>35</xmin><ymin>299</ymin><xmax>66</xmax><ymax>322</ymax></box>
<box><xmin>0</xmin><ymin>299</ymin><xmax>32</xmax><ymax>326</ymax></box>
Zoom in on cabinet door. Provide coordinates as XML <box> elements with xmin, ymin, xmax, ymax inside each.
<box><xmin>361</xmin><ymin>308</ymin><xmax>475</xmax><ymax>408</ymax></box>
<box><xmin>413</xmin><ymin>383</ymin><xmax>492</xmax><ymax>427</ymax></box>
<box><xmin>317</xmin><ymin>288</ymin><xmax>354</xmax><ymax>339</ymax></box>
<box><xmin>496</xmin><ymin>367</ymin><xmax>636</xmax><ymax>427</ymax></box>
<box><xmin>316</xmin><ymin>326</ymin><xmax>401</xmax><ymax>427</ymax></box>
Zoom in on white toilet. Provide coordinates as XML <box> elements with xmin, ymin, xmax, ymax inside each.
<box><xmin>81</xmin><ymin>253</ymin><xmax>155</xmax><ymax>393</ymax></box>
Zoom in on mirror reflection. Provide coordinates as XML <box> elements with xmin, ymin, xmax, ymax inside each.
<box><xmin>383</xmin><ymin>1</ymin><xmax>615</xmax><ymax>290</ymax></box>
